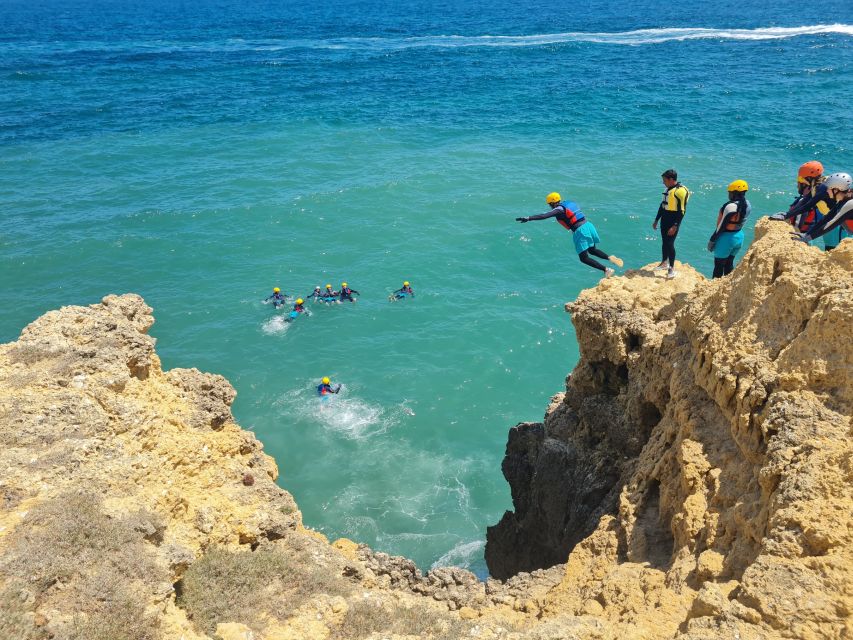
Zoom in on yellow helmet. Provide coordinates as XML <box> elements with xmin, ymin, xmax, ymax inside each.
<box><xmin>341</xmin><ymin>282</ymin><xmax>347</xmax><ymax>287</ymax></box>
<box><xmin>273</xmin><ymin>287</ymin><xmax>280</xmax><ymax>293</ymax></box>
<box><xmin>325</xmin><ymin>284</ymin><xmax>332</xmax><ymax>289</ymax></box>
<box><xmin>728</xmin><ymin>179</ymin><xmax>748</xmax><ymax>192</ymax></box>
<box><xmin>403</xmin><ymin>281</ymin><xmax>410</xmax><ymax>287</ymax></box>
<box><xmin>546</xmin><ymin>192</ymin><xmax>561</xmax><ymax>205</ymax></box>
<box><xmin>296</xmin><ymin>298</ymin><xmax>304</xmax><ymax>304</ymax></box>
<box><xmin>322</xmin><ymin>376</ymin><xmax>330</xmax><ymax>385</ymax></box>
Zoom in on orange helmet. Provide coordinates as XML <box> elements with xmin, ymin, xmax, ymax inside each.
<box><xmin>797</xmin><ymin>161</ymin><xmax>823</xmax><ymax>180</ymax></box>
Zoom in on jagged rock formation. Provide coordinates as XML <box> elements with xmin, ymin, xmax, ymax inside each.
<box><xmin>487</xmin><ymin>220</ymin><xmax>852</xmax><ymax>638</ymax></box>
<box><xmin>0</xmin><ymin>220</ymin><xmax>849</xmax><ymax>639</ymax></box>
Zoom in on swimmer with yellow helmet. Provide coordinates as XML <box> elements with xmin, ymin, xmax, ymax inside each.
<box><xmin>707</xmin><ymin>179</ymin><xmax>751</xmax><ymax>278</ymax></box>
<box><xmin>317</xmin><ymin>376</ymin><xmax>341</xmax><ymax>396</ymax></box>
<box><xmin>391</xmin><ymin>280</ymin><xmax>414</xmax><ymax>300</ymax></box>
<box><xmin>264</xmin><ymin>286</ymin><xmax>287</xmax><ymax>309</ymax></box>
<box><xmin>339</xmin><ymin>282</ymin><xmax>360</xmax><ymax>303</ymax></box>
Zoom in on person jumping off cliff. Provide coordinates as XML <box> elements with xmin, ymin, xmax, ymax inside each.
<box><xmin>708</xmin><ymin>180</ymin><xmax>751</xmax><ymax>278</ymax></box>
<box><xmin>652</xmin><ymin>169</ymin><xmax>690</xmax><ymax>279</ymax></box>
<box><xmin>516</xmin><ymin>192</ymin><xmax>623</xmax><ymax>277</ymax></box>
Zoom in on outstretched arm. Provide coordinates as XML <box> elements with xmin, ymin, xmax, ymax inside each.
<box><xmin>802</xmin><ymin>200</ymin><xmax>853</xmax><ymax>240</ymax></box>
<box><xmin>516</xmin><ymin>207</ymin><xmax>561</xmax><ymax>223</ymax></box>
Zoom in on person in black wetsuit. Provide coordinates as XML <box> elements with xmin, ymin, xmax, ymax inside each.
<box><xmin>305</xmin><ymin>286</ymin><xmax>323</xmax><ymax>302</ymax></box>
<box><xmin>339</xmin><ymin>282</ymin><xmax>360</xmax><ymax>302</ymax></box>
<box><xmin>652</xmin><ymin>169</ymin><xmax>690</xmax><ymax>279</ymax></box>
<box><xmin>794</xmin><ymin>172</ymin><xmax>853</xmax><ymax>245</ymax></box>
<box><xmin>516</xmin><ymin>192</ymin><xmax>623</xmax><ymax>276</ymax></box>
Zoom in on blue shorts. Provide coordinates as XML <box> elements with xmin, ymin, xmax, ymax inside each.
<box><xmin>713</xmin><ymin>230</ymin><xmax>744</xmax><ymax>259</ymax></box>
<box><xmin>823</xmin><ymin>225</ymin><xmax>850</xmax><ymax>249</ymax></box>
<box><xmin>572</xmin><ymin>222</ymin><xmax>601</xmax><ymax>255</ymax></box>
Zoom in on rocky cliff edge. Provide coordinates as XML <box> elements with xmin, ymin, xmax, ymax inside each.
<box><xmin>486</xmin><ymin>219</ymin><xmax>852</xmax><ymax>638</ymax></box>
<box><xmin>0</xmin><ymin>220</ymin><xmax>850</xmax><ymax>639</ymax></box>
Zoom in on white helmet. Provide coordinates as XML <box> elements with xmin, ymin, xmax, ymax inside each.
<box><xmin>824</xmin><ymin>172</ymin><xmax>853</xmax><ymax>192</ymax></box>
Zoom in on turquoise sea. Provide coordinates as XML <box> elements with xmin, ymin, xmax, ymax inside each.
<box><xmin>3</xmin><ymin>0</ymin><xmax>853</xmax><ymax>577</ymax></box>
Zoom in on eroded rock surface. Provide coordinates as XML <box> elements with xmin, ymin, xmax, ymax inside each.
<box><xmin>0</xmin><ymin>220</ymin><xmax>849</xmax><ymax>639</ymax></box>
<box><xmin>487</xmin><ymin>221</ymin><xmax>853</xmax><ymax>638</ymax></box>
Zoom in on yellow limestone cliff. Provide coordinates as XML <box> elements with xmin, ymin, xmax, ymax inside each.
<box><xmin>0</xmin><ymin>220</ymin><xmax>850</xmax><ymax>639</ymax></box>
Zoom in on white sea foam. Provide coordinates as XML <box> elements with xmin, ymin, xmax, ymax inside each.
<box><xmin>277</xmin><ymin>382</ymin><xmax>398</xmax><ymax>440</ymax></box>
<box><xmin>24</xmin><ymin>24</ymin><xmax>853</xmax><ymax>57</ymax></box>
<box><xmin>431</xmin><ymin>540</ymin><xmax>485</xmax><ymax>571</ymax></box>
<box><xmin>261</xmin><ymin>314</ymin><xmax>290</xmax><ymax>335</ymax></box>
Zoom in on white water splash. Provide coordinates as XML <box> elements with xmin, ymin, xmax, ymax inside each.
<box><xmin>430</xmin><ymin>540</ymin><xmax>486</xmax><ymax>571</ymax></box>
<box><xmin>261</xmin><ymin>314</ymin><xmax>290</xmax><ymax>335</ymax></box>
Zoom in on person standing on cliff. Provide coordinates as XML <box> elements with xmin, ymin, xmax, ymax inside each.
<box><xmin>516</xmin><ymin>192</ymin><xmax>623</xmax><ymax>276</ymax></box>
<box><xmin>707</xmin><ymin>180</ymin><xmax>751</xmax><ymax>278</ymax></box>
<box><xmin>652</xmin><ymin>169</ymin><xmax>690</xmax><ymax>280</ymax></box>
<box><xmin>794</xmin><ymin>172</ymin><xmax>853</xmax><ymax>246</ymax></box>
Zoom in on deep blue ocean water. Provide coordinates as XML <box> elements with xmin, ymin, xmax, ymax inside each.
<box><xmin>2</xmin><ymin>0</ymin><xmax>852</xmax><ymax>576</ymax></box>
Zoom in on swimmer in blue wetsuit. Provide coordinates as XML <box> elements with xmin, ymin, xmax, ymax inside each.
<box><xmin>707</xmin><ymin>180</ymin><xmax>751</xmax><ymax>278</ymax></box>
<box><xmin>392</xmin><ymin>281</ymin><xmax>414</xmax><ymax>299</ymax></box>
<box><xmin>339</xmin><ymin>282</ymin><xmax>360</xmax><ymax>303</ymax></box>
<box><xmin>321</xmin><ymin>284</ymin><xmax>339</xmax><ymax>303</ymax></box>
<box><xmin>516</xmin><ymin>192</ymin><xmax>623</xmax><ymax>277</ymax></box>
<box><xmin>306</xmin><ymin>286</ymin><xmax>323</xmax><ymax>302</ymax></box>
<box><xmin>265</xmin><ymin>287</ymin><xmax>286</xmax><ymax>309</ymax></box>
<box><xmin>317</xmin><ymin>376</ymin><xmax>341</xmax><ymax>396</ymax></box>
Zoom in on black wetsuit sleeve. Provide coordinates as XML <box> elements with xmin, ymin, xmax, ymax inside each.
<box><xmin>352</xmin><ymin>290</ymin><xmax>360</xmax><ymax>295</ymax></box>
<box><xmin>786</xmin><ymin>188</ymin><xmax>824</xmax><ymax>220</ymax></box>
<box><xmin>526</xmin><ymin>208</ymin><xmax>562</xmax><ymax>221</ymax></box>
<box><xmin>806</xmin><ymin>200</ymin><xmax>853</xmax><ymax>239</ymax></box>
<box><xmin>654</xmin><ymin>204</ymin><xmax>665</xmax><ymax>225</ymax></box>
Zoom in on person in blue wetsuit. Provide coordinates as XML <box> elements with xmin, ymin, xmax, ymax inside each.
<box><xmin>305</xmin><ymin>286</ymin><xmax>323</xmax><ymax>302</ymax></box>
<box><xmin>265</xmin><ymin>287</ymin><xmax>286</xmax><ymax>309</ymax></box>
<box><xmin>339</xmin><ymin>282</ymin><xmax>360</xmax><ymax>302</ymax></box>
<box><xmin>516</xmin><ymin>192</ymin><xmax>623</xmax><ymax>276</ymax></box>
<box><xmin>794</xmin><ymin>172</ymin><xmax>853</xmax><ymax>246</ymax></box>
<box><xmin>392</xmin><ymin>281</ymin><xmax>414</xmax><ymax>299</ymax></box>
<box><xmin>317</xmin><ymin>376</ymin><xmax>341</xmax><ymax>396</ymax></box>
<box><xmin>321</xmin><ymin>284</ymin><xmax>339</xmax><ymax>303</ymax></box>
<box><xmin>708</xmin><ymin>180</ymin><xmax>751</xmax><ymax>278</ymax></box>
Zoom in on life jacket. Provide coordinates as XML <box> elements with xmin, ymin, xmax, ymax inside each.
<box><xmin>318</xmin><ymin>384</ymin><xmax>331</xmax><ymax>395</ymax></box>
<box><xmin>788</xmin><ymin>194</ymin><xmax>817</xmax><ymax>233</ymax></box>
<box><xmin>294</xmin><ymin>304</ymin><xmax>305</xmax><ymax>312</ymax></box>
<box><xmin>555</xmin><ymin>202</ymin><xmax>586</xmax><ymax>232</ymax></box>
<box><xmin>341</xmin><ymin>287</ymin><xmax>353</xmax><ymax>296</ymax></box>
<box><xmin>717</xmin><ymin>198</ymin><xmax>751</xmax><ymax>232</ymax></box>
<box><xmin>660</xmin><ymin>183</ymin><xmax>690</xmax><ymax>215</ymax></box>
